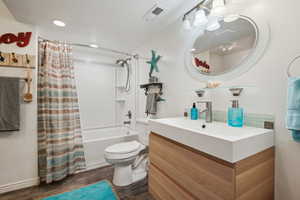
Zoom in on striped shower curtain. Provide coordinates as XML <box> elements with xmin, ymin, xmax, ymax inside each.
<box><xmin>38</xmin><ymin>41</ymin><xmax>86</xmax><ymax>183</ymax></box>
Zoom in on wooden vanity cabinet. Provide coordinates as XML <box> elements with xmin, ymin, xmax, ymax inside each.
<box><xmin>149</xmin><ymin>132</ymin><xmax>275</xmax><ymax>200</ymax></box>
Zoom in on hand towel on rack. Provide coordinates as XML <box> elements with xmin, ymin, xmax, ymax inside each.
<box><xmin>145</xmin><ymin>93</ymin><xmax>157</xmax><ymax>116</ymax></box>
<box><xmin>0</xmin><ymin>77</ymin><xmax>20</xmax><ymax>131</ymax></box>
<box><xmin>145</xmin><ymin>86</ymin><xmax>160</xmax><ymax>116</ymax></box>
<box><xmin>286</xmin><ymin>77</ymin><xmax>300</xmax><ymax>142</ymax></box>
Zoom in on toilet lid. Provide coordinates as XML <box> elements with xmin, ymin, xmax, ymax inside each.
<box><xmin>105</xmin><ymin>141</ymin><xmax>141</xmax><ymax>154</ymax></box>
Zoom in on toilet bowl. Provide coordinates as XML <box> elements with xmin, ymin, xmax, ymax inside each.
<box><xmin>105</xmin><ymin>140</ymin><xmax>147</xmax><ymax>186</ymax></box>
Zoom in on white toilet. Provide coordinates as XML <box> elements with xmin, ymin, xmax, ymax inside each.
<box><xmin>104</xmin><ymin>140</ymin><xmax>147</xmax><ymax>186</ymax></box>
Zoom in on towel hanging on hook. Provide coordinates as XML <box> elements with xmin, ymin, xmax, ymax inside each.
<box><xmin>287</xmin><ymin>55</ymin><xmax>300</xmax><ymax>77</ymax></box>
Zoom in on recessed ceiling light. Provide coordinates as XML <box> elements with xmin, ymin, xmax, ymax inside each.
<box><xmin>53</xmin><ymin>20</ymin><xmax>66</xmax><ymax>27</ymax></box>
<box><xmin>89</xmin><ymin>44</ymin><xmax>99</xmax><ymax>48</ymax></box>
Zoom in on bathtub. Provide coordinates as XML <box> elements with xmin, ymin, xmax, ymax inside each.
<box><xmin>82</xmin><ymin>126</ymin><xmax>139</xmax><ymax>171</ymax></box>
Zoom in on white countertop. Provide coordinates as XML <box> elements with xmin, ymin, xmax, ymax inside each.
<box><xmin>149</xmin><ymin>118</ymin><xmax>274</xmax><ymax>163</ymax></box>
<box><xmin>136</xmin><ymin>118</ymin><xmax>149</xmax><ymax>125</ymax></box>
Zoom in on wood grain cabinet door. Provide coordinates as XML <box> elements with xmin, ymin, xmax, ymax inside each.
<box><xmin>149</xmin><ymin>133</ymin><xmax>236</xmax><ymax>200</ymax></box>
<box><xmin>149</xmin><ymin>164</ymin><xmax>196</xmax><ymax>200</ymax></box>
<box><xmin>235</xmin><ymin>148</ymin><xmax>275</xmax><ymax>200</ymax></box>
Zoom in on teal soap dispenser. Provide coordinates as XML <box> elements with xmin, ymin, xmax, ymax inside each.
<box><xmin>190</xmin><ymin>103</ymin><xmax>199</xmax><ymax>120</ymax></box>
<box><xmin>227</xmin><ymin>100</ymin><xmax>244</xmax><ymax>127</ymax></box>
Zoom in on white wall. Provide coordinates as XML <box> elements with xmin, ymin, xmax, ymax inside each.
<box><xmin>0</xmin><ymin>0</ymin><xmax>13</xmax><ymax>21</ymax></box>
<box><xmin>135</xmin><ymin>0</ymin><xmax>300</xmax><ymax>199</ymax></box>
<box><xmin>0</xmin><ymin>1</ymin><xmax>38</xmax><ymax>193</ymax></box>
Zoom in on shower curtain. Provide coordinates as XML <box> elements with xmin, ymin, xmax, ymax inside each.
<box><xmin>38</xmin><ymin>41</ymin><xmax>86</xmax><ymax>183</ymax></box>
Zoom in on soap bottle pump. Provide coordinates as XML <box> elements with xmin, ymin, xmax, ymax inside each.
<box><xmin>227</xmin><ymin>100</ymin><xmax>244</xmax><ymax>127</ymax></box>
<box><xmin>190</xmin><ymin>102</ymin><xmax>199</xmax><ymax>120</ymax></box>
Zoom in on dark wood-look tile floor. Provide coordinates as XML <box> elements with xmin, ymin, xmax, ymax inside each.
<box><xmin>0</xmin><ymin>166</ymin><xmax>154</xmax><ymax>200</ymax></box>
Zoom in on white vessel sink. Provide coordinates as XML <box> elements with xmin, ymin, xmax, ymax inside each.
<box><xmin>149</xmin><ymin>118</ymin><xmax>274</xmax><ymax>163</ymax></box>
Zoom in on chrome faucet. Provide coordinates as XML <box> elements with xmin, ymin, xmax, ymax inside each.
<box><xmin>124</xmin><ymin>110</ymin><xmax>132</xmax><ymax>125</ymax></box>
<box><xmin>125</xmin><ymin>110</ymin><xmax>132</xmax><ymax>119</ymax></box>
<box><xmin>197</xmin><ymin>101</ymin><xmax>213</xmax><ymax>123</ymax></box>
<box><xmin>123</xmin><ymin>121</ymin><xmax>131</xmax><ymax>125</ymax></box>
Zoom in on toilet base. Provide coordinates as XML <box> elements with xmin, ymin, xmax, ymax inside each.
<box><xmin>112</xmin><ymin>164</ymin><xmax>148</xmax><ymax>187</ymax></box>
<box><xmin>132</xmin><ymin>168</ymin><xmax>147</xmax><ymax>183</ymax></box>
<box><xmin>113</xmin><ymin>164</ymin><xmax>133</xmax><ymax>186</ymax></box>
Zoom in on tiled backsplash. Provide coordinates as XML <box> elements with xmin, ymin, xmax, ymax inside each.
<box><xmin>200</xmin><ymin>110</ymin><xmax>275</xmax><ymax>129</ymax></box>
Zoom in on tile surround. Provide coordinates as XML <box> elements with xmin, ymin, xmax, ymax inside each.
<box><xmin>200</xmin><ymin>110</ymin><xmax>275</xmax><ymax>129</ymax></box>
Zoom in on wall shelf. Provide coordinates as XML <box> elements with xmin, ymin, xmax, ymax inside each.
<box><xmin>140</xmin><ymin>82</ymin><xmax>163</xmax><ymax>89</ymax></box>
<box><xmin>0</xmin><ymin>65</ymin><xmax>35</xmax><ymax>69</ymax></box>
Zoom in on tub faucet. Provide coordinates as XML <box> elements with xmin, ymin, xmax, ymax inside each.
<box><xmin>123</xmin><ymin>121</ymin><xmax>131</xmax><ymax>125</ymax></box>
<box><xmin>197</xmin><ymin>101</ymin><xmax>213</xmax><ymax>123</ymax></box>
<box><xmin>126</xmin><ymin>110</ymin><xmax>132</xmax><ymax>119</ymax></box>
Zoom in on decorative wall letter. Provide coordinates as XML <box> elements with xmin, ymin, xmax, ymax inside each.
<box><xmin>0</xmin><ymin>32</ymin><xmax>32</xmax><ymax>47</ymax></box>
<box><xmin>16</xmin><ymin>32</ymin><xmax>32</xmax><ymax>47</ymax></box>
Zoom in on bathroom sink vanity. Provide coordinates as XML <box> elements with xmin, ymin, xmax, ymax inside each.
<box><xmin>148</xmin><ymin>118</ymin><xmax>274</xmax><ymax>200</ymax></box>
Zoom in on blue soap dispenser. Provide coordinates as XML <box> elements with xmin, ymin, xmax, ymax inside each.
<box><xmin>190</xmin><ymin>103</ymin><xmax>199</xmax><ymax>120</ymax></box>
<box><xmin>228</xmin><ymin>100</ymin><xmax>244</xmax><ymax>127</ymax></box>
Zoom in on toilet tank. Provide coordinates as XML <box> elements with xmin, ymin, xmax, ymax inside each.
<box><xmin>136</xmin><ymin>118</ymin><xmax>150</xmax><ymax>146</ymax></box>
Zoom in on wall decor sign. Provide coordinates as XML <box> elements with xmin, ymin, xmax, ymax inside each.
<box><xmin>0</xmin><ymin>32</ymin><xmax>32</xmax><ymax>47</ymax></box>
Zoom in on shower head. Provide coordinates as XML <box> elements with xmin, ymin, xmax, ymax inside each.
<box><xmin>116</xmin><ymin>57</ymin><xmax>132</xmax><ymax>92</ymax></box>
<box><xmin>116</xmin><ymin>59</ymin><xmax>125</xmax><ymax>66</ymax></box>
<box><xmin>116</xmin><ymin>58</ymin><xmax>131</xmax><ymax>67</ymax></box>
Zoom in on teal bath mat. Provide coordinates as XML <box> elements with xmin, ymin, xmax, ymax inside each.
<box><xmin>42</xmin><ymin>180</ymin><xmax>118</xmax><ymax>200</ymax></box>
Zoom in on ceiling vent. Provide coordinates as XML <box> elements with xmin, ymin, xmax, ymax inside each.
<box><xmin>143</xmin><ymin>4</ymin><xmax>165</xmax><ymax>22</ymax></box>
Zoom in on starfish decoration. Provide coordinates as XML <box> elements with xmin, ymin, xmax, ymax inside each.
<box><xmin>147</xmin><ymin>50</ymin><xmax>161</xmax><ymax>78</ymax></box>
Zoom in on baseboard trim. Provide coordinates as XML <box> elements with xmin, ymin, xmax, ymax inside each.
<box><xmin>78</xmin><ymin>161</ymin><xmax>110</xmax><ymax>173</ymax></box>
<box><xmin>0</xmin><ymin>162</ymin><xmax>109</xmax><ymax>194</ymax></box>
<box><xmin>87</xmin><ymin>161</ymin><xmax>109</xmax><ymax>171</ymax></box>
<box><xmin>0</xmin><ymin>177</ymin><xmax>40</xmax><ymax>194</ymax></box>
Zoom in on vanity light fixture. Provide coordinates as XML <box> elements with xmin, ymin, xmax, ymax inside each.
<box><xmin>53</xmin><ymin>20</ymin><xmax>66</xmax><ymax>27</ymax></box>
<box><xmin>211</xmin><ymin>0</ymin><xmax>226</xmax><ymax>16</ymax></box>
<box><xmin>182</xmin><ymin>0</ymin><xmax>238</xmax><ymax>31</ymax></box>
<box><xmin>193</xmin><ymin>9</ymin><xmax>208</xmax><ymax>27</ymax></box>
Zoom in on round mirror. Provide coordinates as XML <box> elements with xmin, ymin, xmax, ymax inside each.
<box><xmin>185</xmin><ymin>15</ymin><xmax>269</xmax><ymax>81</ymax></box>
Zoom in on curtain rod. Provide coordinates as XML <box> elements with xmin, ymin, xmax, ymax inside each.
<box><xmin>38</xmin><ymin>36</ymin><xmax>149</xmax><ymax>60</ymax></box>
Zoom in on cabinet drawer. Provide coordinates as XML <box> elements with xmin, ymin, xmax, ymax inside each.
<box><xmin>149</xmin><ymin>164</ymin><xmax>195</xmax><ymax>200</ymax></box>
<box><xmin>149</xmin><ymin>133</ymin><xmax>235</xmax><ymax>200</ymax></box>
